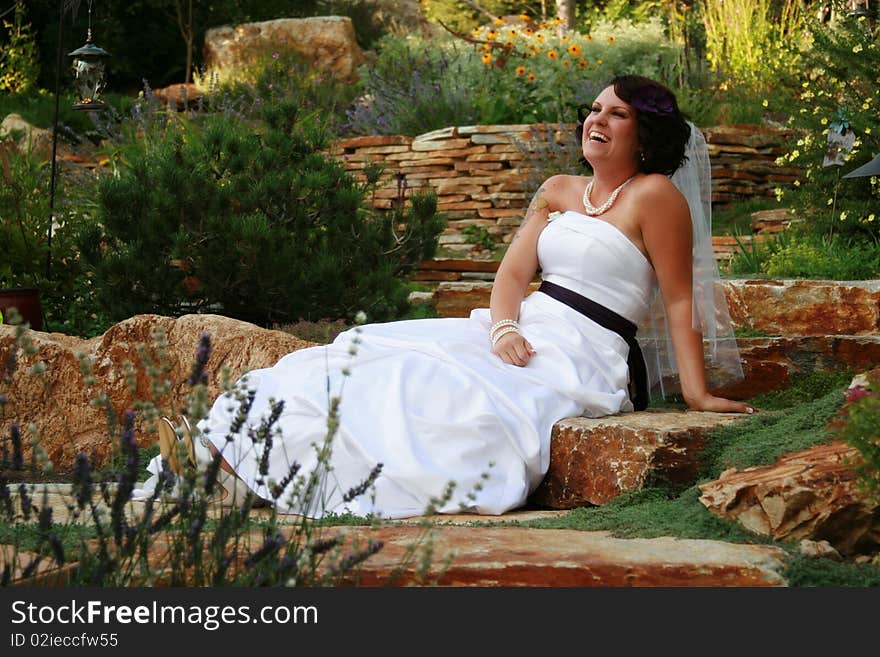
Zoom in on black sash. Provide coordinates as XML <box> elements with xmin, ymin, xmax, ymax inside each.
<box><xmin>538</xmin><ymin>280</ymin><xmax>649</xmax><ymax>411</ymax></box>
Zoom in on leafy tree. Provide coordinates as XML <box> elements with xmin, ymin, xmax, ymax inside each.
<box><xmin>0</xmin><ymin>2</ymin><xmax>40</xmax><ymax>94</ymax></box>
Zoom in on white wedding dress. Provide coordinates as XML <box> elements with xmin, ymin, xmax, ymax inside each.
<box><xmin>139</xmin><ymin>211</ymin><xmax>656</xmax><ymax>518</ymax></box>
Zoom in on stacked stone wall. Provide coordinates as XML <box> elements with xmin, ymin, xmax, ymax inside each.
<box><xmin>331</xmin><ymin>123</ymin><xmax>800</xmax><ymax>252</ymax></box>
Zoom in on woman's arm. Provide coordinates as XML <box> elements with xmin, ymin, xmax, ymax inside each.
<box><xmin>640</xmin><ymin>177</ymin><xmax>754</xmax><ymax>413</ymax></box>
<box><xmin>489</xmin><ymin>176</ymin><xmax>563</xmax><ymax>366</ymax></box>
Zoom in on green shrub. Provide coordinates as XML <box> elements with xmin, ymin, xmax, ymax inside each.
<box><xmin>82</xmin><ymin>102</ymin><xmax>444</xmax><ymax>326</ymax></box>
<box><xmin>771</xmin><ymin>12</ymin><xmax>879</xmax><ymax>242</ymax></box>
<box><xmin>0</xmin><ymin>2</ymin><xmax>39</xmax><ymax>95</ymax></box>
<box><xmin>0</xmin><ymin>139</ymin><xmax>107</xmax><ymax>336</ymax></box>
<box><xmin>728</xmin><ymin>230</ymin><xmax>880</xmax><ymax>279</ymax></box>
<box><xmin>195</xmin><ymin>46</ymin><xmax>361</xmax><ymax>134</ymax></box>
<box><xmin>830</xmin><ymin>371</ymin><xmax>880</xmax><ymax>503</ymax></box>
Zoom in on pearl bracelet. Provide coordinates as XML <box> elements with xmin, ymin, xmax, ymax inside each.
<box><xmin>490</xmin><ymin>319</ymin><xmax>519</xmax><ymax>339</ymax></box>
<box><xmin>491</xmin><ymin>325</ymin><xmax>520</xmax><ymax>347</ymax></box>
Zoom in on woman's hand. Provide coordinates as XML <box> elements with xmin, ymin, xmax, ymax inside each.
<box><xmin>493</xmin><ymin>331</ymin><xmax>536</xmax><ymax>367</ymax></box>
<box><xmin>686</xmin><ymin>392</ymin><xmax>756</xmax><ymax>414</ymax></box>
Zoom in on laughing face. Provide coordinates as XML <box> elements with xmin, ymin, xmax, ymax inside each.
<box><xmin>581</xmin><ymin>86</ymin><xmax>640</xmax><ymax>169</ymax></box>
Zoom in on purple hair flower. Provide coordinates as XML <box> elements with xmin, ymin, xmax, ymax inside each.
<box><xmin>630</xmin><ymin>86</ymin><xmax>675</xmax><ymax>116</ymax></box>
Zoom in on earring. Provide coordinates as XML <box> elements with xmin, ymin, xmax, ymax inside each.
<box><xmin>639</xmin><ymin>151</ymin><xmax>646</xmax><ymax>163</ymax></box>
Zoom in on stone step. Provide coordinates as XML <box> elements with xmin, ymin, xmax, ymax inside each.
<box><xmin>2</xmin><ymin>518</ymin><xmax>788</xmax><ymax>587</ymax></box>
<box><xmin>430</xmin><ymin>279</ymin><xmax>880</xmax><ymax>336</ymax></box>
<box><xmin>531</xmin><ymin>410</ymin><xmax>744</xmax><ymax>508</ymax></box>
<box><xmin>329</xmin><ymin>525</ymin><xmax>788</xmax><ymax>586</ymax></box>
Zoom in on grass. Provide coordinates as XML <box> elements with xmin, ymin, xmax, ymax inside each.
<box><xmin>509</xmin><ymin>371</ymin><xmax>880</xmax><ymax>586</ymax></box>
<box><xmin>0</xmin><ymin>90</ymin><xmax>135</xmax><ymax>140</ymax></box>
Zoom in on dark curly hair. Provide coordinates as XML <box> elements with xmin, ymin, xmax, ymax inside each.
<box><xmin>575</xmin><ymin>75</ymin><xmax>691</xmax><ymax>176</ymax></box>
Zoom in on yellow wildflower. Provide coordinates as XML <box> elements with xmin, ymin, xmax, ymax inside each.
<box><xmin>762</xmin><ymin>99</ymin><xmax>768</xmax><ymax>107</ymax></box>
<box><xmin>578</xmin><ymin>57</ymin><xmax>587</xmax><ymax>69</ymax></box>
<box><xmin>482</xmin><ymin>52</ymin><xmax>493</xmax><ymax>65</ymax></box>
<box><xmin>524</xmin><ymin>28</ymin><xmax>534</xmax><ymax>36</ymax></box>
<box><xmin>562</xmin><ymin>59</ymin><xmax>571</xmax><ymax>69</ymax></box>
<box><xmin>547</xmin><ymin>49</ymin><xmax>558</xmax><ymax>60</ymax></box>
<box><xmin>515</xmin><ymin>66</ymin><xmax>526</xmax><ymax>76</ymax></box>
<box><xmin>562</xmin><ymin>36</ymin><xmax>570</xmax><ymax>43</ymax></box>
<box><xmin>527</xmin><ymin>71</ymin><xmax>536</xmax><ymax>82</ymax></box>
<box><xmin>487</xmin><ymin>29</ymin><xmax>498</xmax><ymax>39</ymax></box>
<box><xmin>853</xmin><ymin>44</ymin><xmax>863</xmax><ymax>53</ymax></box>
<box><xmin>507</xmin><ymin>30</ymin><xmax>518</xmax><ymax>37</ymax></box>
<box><xmin>607</xmin><ymin>36</ymin><xmax>615</xmax><ymax>44</ymax></box>
<box><xmin>597</xmin><ymin>58</ymin><xmax>603</xmax><ymax>65</ymax></box>
<box><xmin>867</xmin><ymin>214</ymin><xmax>876</xmax><ymax>223</ymax></box>
<box><xmin>553</xmin><ymin>18</ymin><xmax>564</xmax><ymax>26</ymax></box>
<box><xmin>519</xmin><ymin>13</ymin><xmax>530</xmax><ymax>21</ymax></box>
<box><xmin>820</xmin><ymin>117</ymin><xmax>828</xmax><ymax>125</ymax></box>
<box><xmin>494</xmin><ymin>17</ymin><xmax>505</xmax><ymax>25</ymax></box>
<box><xmin>840</xmin><ymin>211</ymin><xmax>848</xmax><ymax>221</ymax></box>
<box><xmin>539</xmin><ymin>22</ymin><xmax>548</xmax><ymax>29</ymax></box>
<box><xmin>506</xmin><ymin>40</ymin><xmax>514</xmax><ymax>48</ymax></box>
<box><xmin>586</xmin><ymin>35</ymin><xmax>593</xmax><ymax>42</ymax></box>
<box><xmin>568</xmin><ymin>44</ymin><xmax>582</xmax><ymax>56</ymax></box>
<box><xmin>866</xmin><ymin>127</ymin><xmax>873</xmax><ymax>134</ymax></box>
<box><xmin>863</xmin><ymin>102</ymin><xmax>870</xmax><ymax>110</ymax></box>
<box><xmin>535</xmin><ymin>33</ymin><xmax>545</xmax><ymax>42</ymax></box>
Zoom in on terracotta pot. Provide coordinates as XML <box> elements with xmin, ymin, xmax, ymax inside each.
<box><xmin>0</xmin><ymin>288</ymin><xmax>43</xmax><ymax>331</ymax></box>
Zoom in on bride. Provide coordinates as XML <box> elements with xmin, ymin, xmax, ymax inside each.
<box><xmin>140</xmin><ymin>75</ymin><xmax>753</xmax><ymax>518</ymax></box>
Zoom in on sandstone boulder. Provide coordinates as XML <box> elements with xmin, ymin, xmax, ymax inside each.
<box><xmin>203</xmin><ymin>17</ymin><xmax>367</xmax><ymax>83</ymax></box>
<box><xmin>725</xmin><ymin>279</ymin><xmax>880</xmax><ymax>336</ymax></box>
<box><xmin>698</xmin><ymin>442</ymin><xmax>880</xmax><ymax>555</ymax></box>
<box><xmin>0</xmin><ymin>315</ymin><xmax>313</xmax><ymax>471</ymax></box>
<box><xmin>0</xmin><ymin>113</ymin><xmax>53</xmax><ymax>160</ymax></box>
<box><xmin>150</xmin><ymin>83</ymin><xmax>203</xmax><ymax>111</ymax></box>
<box><xmin>531</xmin><ymin>410</ymin><xmax>745</xmax><ymax>508</ymax></box>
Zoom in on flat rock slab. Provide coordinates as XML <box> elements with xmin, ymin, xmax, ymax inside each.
<box><xmin>332</xmin><ymin>526</ymin><xmax>788</xmax><ymax>587</ymax></box>
<box><xmin>532</xmin><ymin>411</ymin><xmax>743</xmax><ymax>508</ymax></box>
<box><xmin>699</xmin><ymin>442</ymin><xmax>880</xmax><ymax>555</ymax></box>
<box><xmin>432</xmin><ymin>279</ymin><xmax>880</xmax><ymax>337</ymax></box>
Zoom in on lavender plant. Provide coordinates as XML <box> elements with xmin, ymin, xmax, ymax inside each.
<box><xmin>0</xmin><ymin>315</ymin><xmax>461</xmax><ymax>586</ymax></box>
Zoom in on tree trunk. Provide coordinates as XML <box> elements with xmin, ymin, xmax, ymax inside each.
<box><xmin>555</xmin><ymin>0</ymin><xmax>575</xmax><ymax>35</ymax></box>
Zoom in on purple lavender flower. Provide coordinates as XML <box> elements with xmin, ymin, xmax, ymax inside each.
<box><xmin>188</xmin><ymin>332</ymin><xmax>212</xmax><ymax>386</ymax></box>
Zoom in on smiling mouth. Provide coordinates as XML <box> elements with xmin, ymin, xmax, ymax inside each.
<box><xmin>588</xmin><ymin>131</ymin><xmax>609</xmax><ymax>143</ymax></box>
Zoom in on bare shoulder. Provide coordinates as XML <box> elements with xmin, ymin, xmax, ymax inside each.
<box><xmin>632</xmin><ymin>173</ymin><xmax>690</xmax><ymax>226</ymax></box>
<box><xmin>634</xmin><ymin>173</ymin><xmax>686</xmax><ymax>203</ymax></box>
<box><xmin>539</xmin><ymin>173</ymin><xmax>588</xmax><ymax>210</ymax></box>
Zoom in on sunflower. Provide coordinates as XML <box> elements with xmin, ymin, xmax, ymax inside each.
<box><xmin>568</xmin><ymin>44</ymin><xmax>582</xmax><ymax>56</ymax></box>
<box><xmin>547</xmin><ymin>49</ymin><xmax>558</xmax><ymax>60</ymax></box>
<box><xmin>515</xmin><ymin>66</ymin><xmax>526</xmax><ymax>76</ymax></box>
<box><xmin>487</xmin><ymin>29</ymin><xmax>498</xmax><ymax>39</ymax></box>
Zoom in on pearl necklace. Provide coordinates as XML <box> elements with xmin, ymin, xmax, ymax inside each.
<box><xmin>582</xmin><ymin>175</ymin><xmax>636</xmax><ymax>216</ymax></box>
